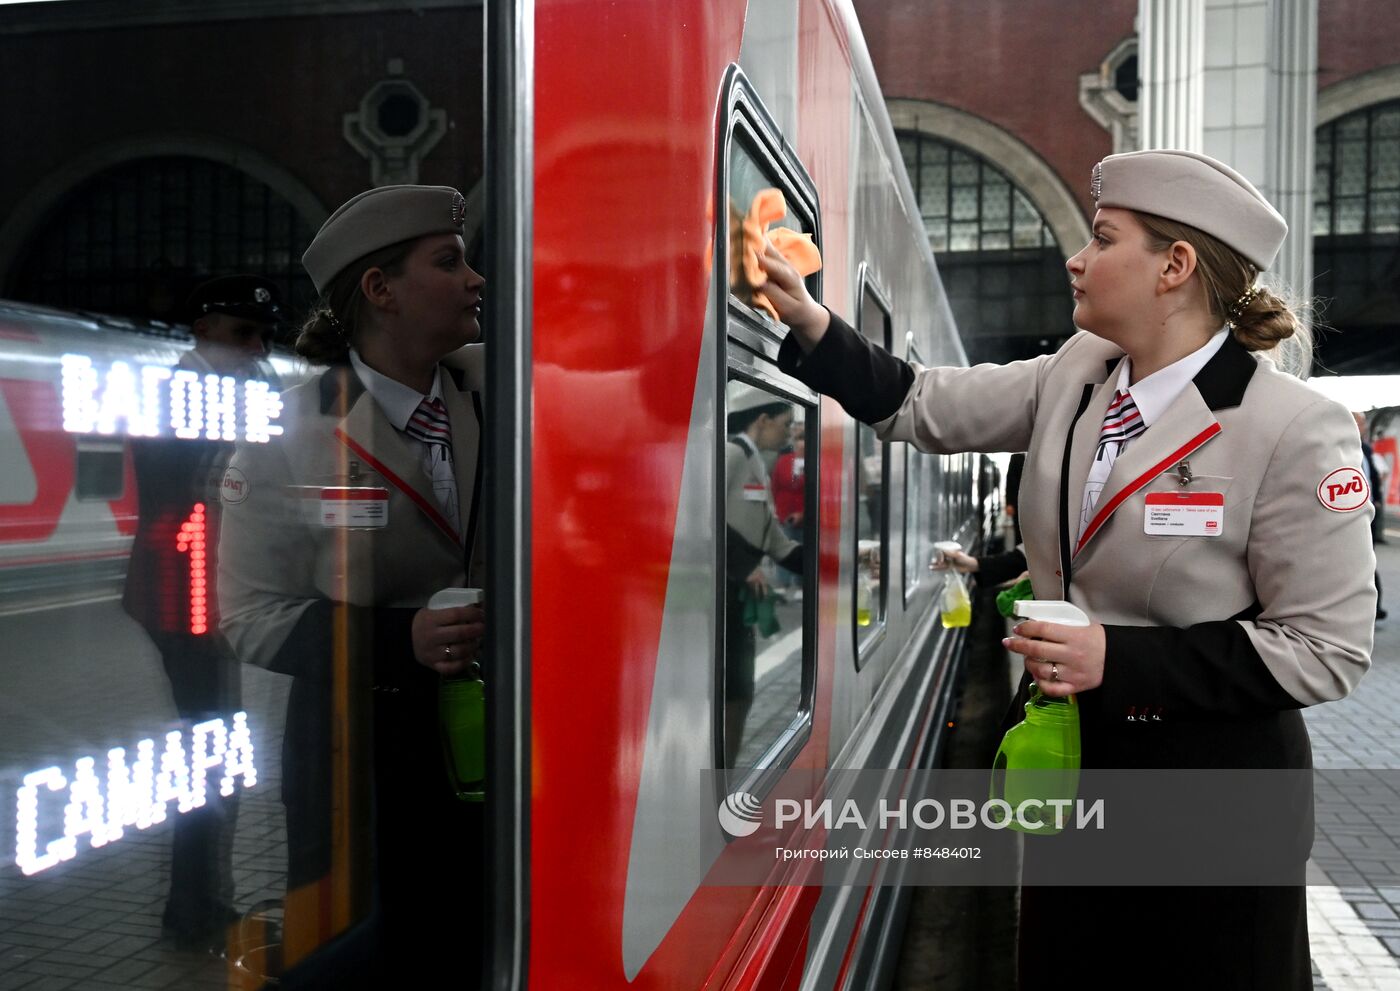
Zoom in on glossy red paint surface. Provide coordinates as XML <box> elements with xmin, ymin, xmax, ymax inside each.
<box><xmin>530</xmin><ymin>0</ymin><xmax>868</xmax><ymax>985</ymax></box>
<box><xmin>530</xmin><ymin>0</ymin><xmax>748</xmax><ymax>986</ymax></box>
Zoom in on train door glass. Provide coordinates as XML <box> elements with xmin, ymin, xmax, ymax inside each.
<box><xmin>854</xmin><ymin>277</ymin><xmax>892</xmax><ymax>664</ymax></box>
<box><xmin>721</xmin><ymin>374</ymin><xmax>815</xmax><ymax>770</ymax></box>
<box><xmin>0</xmin><ymin>5</ymin><xmax>488</xmax><ymax>988</ymax></box>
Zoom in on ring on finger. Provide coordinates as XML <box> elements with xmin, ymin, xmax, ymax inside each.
<box><xmin>1050</xmin><ymin>662</ymin><xmax>1060</xmax><ymax>682</ymax></box>
<box><xmin>444</xmin><ymin>645</ymin><xmax>452</xmax><ymax>662</ymax></box>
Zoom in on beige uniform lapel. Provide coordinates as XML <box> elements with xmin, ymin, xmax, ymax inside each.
<box><xmin>334</xmin><ymin>383</ymin><xmax>463</xmax><ymax>547</ymax></box>
<box><xmin>442</xmin><ymin>345</ymin><xmax>486</xmax><ymax>573</ymax></box>
<box><xmin>438</xmin><ymin>369</ymin><xmax>479</xmax><ymax>520</ymax></box>
<box><xmin>1075</xmin><ymin>382</ymin><xmax>1222</xmax><ymax>557</ymax></box>
<box><xmin>1063</xmin><ymin>365</ymin><xmax>1125</xmax><ymax>549</ymax></box>
<box><xmin>439</xmin><ymin>366</ymin><xmax>485</xmax><ymax>587</ymax></box>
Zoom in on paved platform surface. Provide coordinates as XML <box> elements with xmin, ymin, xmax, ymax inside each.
<box><xmin>0</xmin><ymin>602</ymin><xmax>290</xmax><ymax>990</ymax></box>
<box><xmin>896</xmin><ymin>531</ymin><xmax>1400</xmax><ymax>991</ymax></box>
<box><xmin>0</xmin><ymin>539</ymin><xmax>1394</xmax><ymax>989</ymax></box>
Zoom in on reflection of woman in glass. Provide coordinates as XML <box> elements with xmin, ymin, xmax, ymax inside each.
<box><xmin>724</xmin><ymin>384</ymin><xmax>804</xmax><ymax>765</ymax></box>
<box><xmin>758</xmin><ymin>150</ymin><xmax>1375</xmax><ymax>988</ymax></box>
<box><xmin>218</xmin><ymin>185</ymin><xmax>487</xmax><ymax>979</ymax></box>
<box><xmin>771</xmin><ymin>421</ymin><xmax>806</xmax><ymax>593</ymax></box>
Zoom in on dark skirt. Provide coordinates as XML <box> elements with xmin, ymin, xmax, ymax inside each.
<box><xmin>1018</xmin><ymin>883</ymin><xmax>1308</xmax><ymax>990</ymax></box>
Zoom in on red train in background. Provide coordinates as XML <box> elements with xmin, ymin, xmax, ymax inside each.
<box><xmin>0</xmin><ymin>1</ymin><xmax>1000</xmax><ymax>988</ymax></box>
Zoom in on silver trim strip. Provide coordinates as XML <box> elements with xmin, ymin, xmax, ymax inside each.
<box><xmin>485</xmin><ymin>0</ymin><xmax>533</xmax><ymax>986</ymax></box>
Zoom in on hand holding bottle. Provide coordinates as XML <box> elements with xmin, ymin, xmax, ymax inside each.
<box><xmin>412</xmin><ymin>593</ymin><xmax>486</xmax><ymax>676</ymax></box>
<box><xmin>1003</xmin><ymin>618</ymin><xmax>1106</xmax><ymax>696</ymax></box>
<box><xmin>932</xmin><ymin>548</ymin><xmax>979</xmax><ymax>574</ymax></box>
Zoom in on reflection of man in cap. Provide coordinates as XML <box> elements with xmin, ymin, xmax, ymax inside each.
<box><xmin>120</xmin><ymin>274</ymin><xmax>283</xmax><ymax>953</ymax></box>
<box><xmin>183</xmin><ymin>274</ymin><xmax>284</xmax><ymax>379</ymax></box>
<box><xmin>724</xmin><ymin>382</ymin><xmax>804</xmax><ymax>765</ymax></box>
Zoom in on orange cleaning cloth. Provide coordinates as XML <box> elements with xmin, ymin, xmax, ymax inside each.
<box><xmin>740</xmin><ymin>188</ymin><xmax>822</xmax><ymax>322</ymax></box>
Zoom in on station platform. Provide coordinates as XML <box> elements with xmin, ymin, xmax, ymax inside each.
<box><xmin>896</xmin><ymin>528</ymin><xmax>1400</xmax><ymax>991</ymax></box>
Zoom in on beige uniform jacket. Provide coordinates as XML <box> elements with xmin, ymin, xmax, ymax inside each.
<box><xmin>218</xmin><ymin>349</ymin><xmax>484</xmax><ymax>675</ymax></box>
<box><xmin>726</xmin><ymin>434</ymin><xmax>799</xmax><ymax>576</ymax></box>
<box><xmin>780</xmin><ymin>314</ymin><xmax>1375</xmax><ymax>768</ymax></box>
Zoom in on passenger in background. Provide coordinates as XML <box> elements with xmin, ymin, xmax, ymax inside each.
<box><xmin>218</xmin><ymin>186</ymin><xmax>487</xmax><ymax>983</ymax></box>
<box><xmin>122</xmin><ymin>275</ymin><xmax>284</xmax><ymax>953</ymax></box>
<box><xmin>725</xmin><ymin>384</ymin><xmax>804</xmax><ymax>765</ymax></box>
<box><xmin>935</xmin><ymin>451</ymin><xmax>1029</xmax><ymax>587</ymax></box>
<box><xmin>1357</xmin><ymin>411</ymin><xmax>1387</xmax><ymax>619</ymax></box>
<box><xmin>1004</xmin><ymin>450</ymin><xmax>1025</xmax><ymax>547</ymax></box>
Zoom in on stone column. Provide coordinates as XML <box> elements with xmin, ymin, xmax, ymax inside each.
<box><xmin>1194</xmin><ymin>0</ymin><xmax>1317</xmax><ymax>371</ymax></box>
<box><xmin>1139</xmin><ymin>0</ymin><xmax>1206</xmax><ymax>151</ymax></box>
<box><xmin>1263</xmin><ymin>0</ymin><xmax>1317</xmax><ymax>304</ymax></box>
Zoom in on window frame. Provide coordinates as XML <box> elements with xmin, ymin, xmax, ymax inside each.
<box><xmin>719</xmin><ymin>68</ymin><xmax>822</xmax><ymax>365</ymax></box>
<box><xmin>853</xmin><ymin>265</ymin><xmax>892</xmax><ymax>669</ymax></box>
<box><xmin>713</xmin><ymin>65</ymin><xmax>823</xmax><ymax>801</ymax></box>
<box><xmin>716</xmin><ymin>361</ymin><xmax>820</xmax><ymax>796</ymax></box>
<box><xmin>74</xmin><ymin>437</ymin><xmax>126</xmax><ymax>501</ymax></box>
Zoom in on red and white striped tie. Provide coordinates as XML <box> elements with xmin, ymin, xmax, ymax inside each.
<box><xmin>406</xmin><ymin>397</ymin><xmax>452</xmax><ymax>451</ymax></box>
<box><xmin>1079</xmin><ymin>390</ymin><xmax>1149</xmax><ymax>535</ymax></box>
<box><xmin>1095</xmin><ymin>390</ymin><xmax>1146</xmax><ymax>463</ymax></box>
<box><xmin>404</xmin><ymin>397</ymin><xmax>458</xmax><ymax>532</ymax></box>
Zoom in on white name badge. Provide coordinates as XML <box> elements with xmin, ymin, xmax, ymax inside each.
<box><xmin>317</xmin><ymin>486</ymin><xmax>389</xmax><ymax>528</ymax></box>
<box><xmin>1144</xmin><ymin>491</ymin><xmax>1224</xmax><ymax>536</ymax></box>
<box><xmin>743</xmin><ymin>483</ymin><xmax>767</xmax><ymax>502</ymax></box>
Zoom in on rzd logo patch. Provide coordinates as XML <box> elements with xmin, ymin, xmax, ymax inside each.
<box><xmin>1317</xmin><ymin>467</ymin><xmax>1369</xmax><ymax>513</ymax></box>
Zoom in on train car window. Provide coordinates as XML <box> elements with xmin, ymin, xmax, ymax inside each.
<box><xmin>75</xmin><ymin>439</ymin><xmax>126</xmax><ymax>500</ymax></box>
<box><xmin>854</xmin><ymin>276</ymin><xmax>892</xmax><ymax>665</ymax></box>
<box><xmin>0</xmin><ymin>5</ymin><xmax>488</xmax><ymax>987</ymax></box>
<box><xmin>721</xmin><ymin>372</ymin><xmax>815</xmax><ymax>773</ymax></box>
<box><xmin>720</xmin><ymin>70</ymin><xmax>821</xmax><ymax>362</ymax></box>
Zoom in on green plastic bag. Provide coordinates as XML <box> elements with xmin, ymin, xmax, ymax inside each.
<box><xmin>995</xmin><ymin>577</ymin><xmax>1035</xmax><ymax>618</ymax></box>
<box><xmin>740</xmin><ymin>584</ymin><xmax>782</xmax><ymax>637</ymax></box>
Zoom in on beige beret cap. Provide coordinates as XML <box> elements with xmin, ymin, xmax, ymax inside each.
<box><xmin>301</xmin><ymin>184</ymin><xmax>467</xmax><ymax>293</ymax></box>
<box><xmin>1092</xmin><ymin>150</ymin><xmax>1287</xmax><ymax>271</ymax></box>
<box><xmin>728</xmin><ymin>381</ymin><xmax>791</xmax><ymax>415</ymax></box>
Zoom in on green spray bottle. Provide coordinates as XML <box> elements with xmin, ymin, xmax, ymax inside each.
<box><xmin>989</xmin><ymin>599</ymin><xmax>1087</xmax><ymax>835</ymax></box>
<box><xmin>431</xmin><ymin>588</ymin><xmax>486</xmax><ymax>802</ymax></box>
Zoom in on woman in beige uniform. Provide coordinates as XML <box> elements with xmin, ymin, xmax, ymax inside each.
<box><xmin>218</xmin><ymin>185</ymin><xmax>487</xmax><ymax>982</ymax></box>
<box><xmin>758</xmin><ymin>150</ymin><xmax>1376</xmax><ymax>988</ymax></box>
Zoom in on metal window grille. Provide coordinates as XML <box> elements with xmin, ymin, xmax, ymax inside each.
<box><xmin>1313</xmin><ymin>100</ymin><xmax>1400</xmax><ymax>370</ymax></box>
<box><xmin>896</xmin><ymin>130</ymin><xmax>1073</xmax><ymax>364</ymax></box>
<box><xmin>7</xmin><ymin>156</ymin><xmax>317</xmax><ymax>332</ymax></box>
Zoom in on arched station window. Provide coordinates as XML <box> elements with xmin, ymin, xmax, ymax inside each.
<box><xmin>896</xmin><ymin>132</ymin><xmax>1073</xmax><ymax>365</ymax></box>
<box><xmin>6</xmin><ymin>156</ymin><xmax>317</xmax><ymax>332</ymax></box>
<box><xmin>1314</xmin><ymin>100</ymin><xmax>1400</xmax><ymax>371</ymax></box>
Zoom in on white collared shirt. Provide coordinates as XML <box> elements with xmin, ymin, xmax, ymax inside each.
<box><xmin>1078</xmin><ymin>327</ymin><xmax>1228</xmax><ymax>540</ymax></box>
<box><xmin>349</xmin><ymin>349</ymin><xmax>458</xmax><ymax>530</ymax></box>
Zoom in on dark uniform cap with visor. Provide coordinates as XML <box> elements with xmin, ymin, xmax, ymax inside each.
<box><xmin>301</xmin><ymin>184</ymin><xmax>468</xmax><ymax>293</ymax></box>
<box><xmin>1090</xmin><ymin>149</ymin><xmax>1288</xmax><ymax>271</ymax></box>
<box><xmin>184</xmin><ymin>275</ymin><xmax>285</xmax><ymax>324</ymax></box>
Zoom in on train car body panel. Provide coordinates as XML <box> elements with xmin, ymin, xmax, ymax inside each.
<box><xmin>0</xmin><ymin>2</ymin><xmax>984</xmax><ymax>988</ymax></box>
<box><xmin>528</xmin><ymin>0</ymin><xmax>975</xmax><ymax>987</ymax></box>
